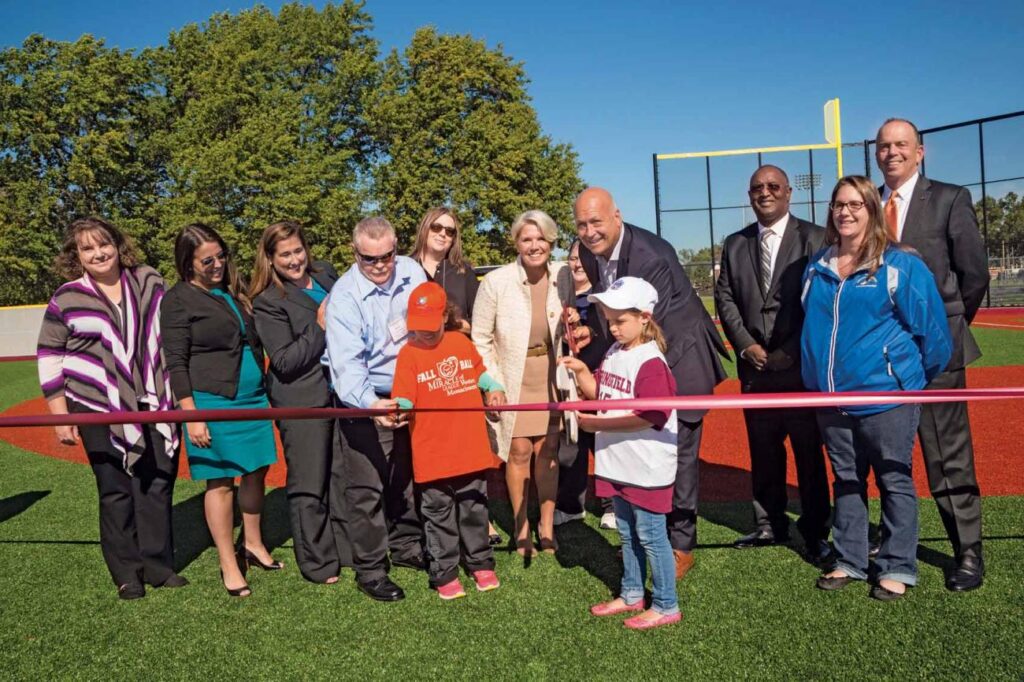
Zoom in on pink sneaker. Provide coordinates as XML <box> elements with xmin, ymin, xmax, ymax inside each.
<box><xmin>623</xmin><ymin>611</ymin><xmax>682</xmax><ymax>630</ymax></box>
<box><xmin>590</xmin><ymin>599</ymin><xmax>645</xmax><ymax>617</ymax></box>
<box><xmin>472</xmin><ymin>570</ymin><xmax>500</xmax><ymax>592</ymax></box>
<box><xmin>436</xmin><ymin>578</ymin><xmax>466</xmax><ymax>600</ymax></box>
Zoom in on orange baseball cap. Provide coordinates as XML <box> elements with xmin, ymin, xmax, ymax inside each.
<box><xmin>407</xmin><ymin>281</ymin><xmax>447</xmax><ymax>331</ymax></box>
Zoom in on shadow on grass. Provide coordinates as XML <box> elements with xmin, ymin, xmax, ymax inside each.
<box><xmin>0</xmin><ymin>490</ymin><xmax>50</xmax><ymax>523</ymax></box>
<box><xmin>172</xmin><ymin>486</ymin><xmax>292</xmax><ymax>572</ymax></box>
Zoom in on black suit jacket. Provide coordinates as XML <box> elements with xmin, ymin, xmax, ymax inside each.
<box><xmin>580</xmin><ymin>223</ymin><xmax>730</xmax><ymax>420</ymax></box>
<box><xmin>161</xmin><ymin>281</ymin><xmax>265</xmax><ymax>401</ymax></box>
<box><xmin>714</xmin><ymin>216</ymin><xmax>825</xmax><ymax>391</ymax></box>
<box><xmin>884</xmin><ymin>176</ymin><xmax>988</xmax><ymax>370</ymax></box>
<box><xmin>252</xmin><ymin>262</ymin><xmax>339</xmax><ymax>408</ymax></box>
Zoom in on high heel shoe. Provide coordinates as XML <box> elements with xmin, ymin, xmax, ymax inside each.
<box><xmin>220</xmin><ymin>569</ymin><xmax>251</xmax><ymax>598</ymax></box>
<box><xmin>244</xmin><ymin>548</ymin><xmax>284</xmax><ymax>571</ymax></box>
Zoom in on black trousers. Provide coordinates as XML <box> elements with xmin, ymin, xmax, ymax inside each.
<box><xmin>335</xmin><ymin>416</ymin><xmax>423</xmax><ymax>582</ymax></box>
<box><xmin>419</xmin><ymin>471</ymin><xmax>494</xmax><ymax>587</ymax></box>
<box><xmin>555</xmin><ymin>430</ymin><xmax>612</xmax><ymax>516</ymax></box>
<box><xmin>743</xmin><ymin>406</ymin><xmax>831</xmax><ymax>543</ymax></box>
<box><xmin>667</xmin><ymin>418</ymin><xmax>702</xmax><ymax>553</ymax></box>
<box><xmin>918</xmin><ymin>368</ymin><xmax>982</xmax><ymax>560</ymax></box>
<box><xmin>83</xmin><ymin>426</ymin><xmax>178</xmax><ymax>587</ymax></box>
<box><xmin>278</xmin><ymin>417</ymin><xmax>352</xmax><ymax>582</ymax></box>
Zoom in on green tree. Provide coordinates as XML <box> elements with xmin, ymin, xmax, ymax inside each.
<box><xmin>367</xmin><ymin>27</ymin><xmax>582</xmax><ymax>266</ymax></box>
<box><xmin>976</xmin><ymin>191</ymin><xmax>1024</xmax><ymax>260</ymax></box>
<box><xmin>152</xmin><ymin>1</ymin><xmax>380</xmax><ymax>278</ymax></box>
<box><xmin>0</xmin><ymin>34</ymin><xmax>160</xmax><ymax>303</ymax></box>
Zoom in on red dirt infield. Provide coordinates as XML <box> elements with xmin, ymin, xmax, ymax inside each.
<box><xmin>3</xmin><ymin>365</ymin><xmax>1022</xmax><ymax>502</ymax></box>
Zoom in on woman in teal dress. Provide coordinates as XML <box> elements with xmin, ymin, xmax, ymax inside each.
<box><xmin>162</xmin><ymin>223</ymin><xmax>281</xmax><ymax>597</ymax></box>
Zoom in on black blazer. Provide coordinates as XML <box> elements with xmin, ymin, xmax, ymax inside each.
<box><xmin>161</xmin><ymin>281</ymin><xmax>264</xmax><ymax>401</ymax></box>
<box><xmin>252</xmin><ymin>262</ymin><xmax>339</xmax><ymax>408</ymax></box>
<box><xmin>580</xmin><ymin>223</ymin><xmax>730</xmax><ymax>420</ymax></box>
<box><xmin>421</xmin><ymin>258</ymin><xmax>480</xmax><ymax>325</ymax></box>
<box><xmin>714</xmin><ymin>216</ymin><xmax>825</xmax><ymax>391</ymax></box>
<box><xmin>883</xmin><ymin>176</ymin><xmax>989</xmax><ymax>370</ymax></box>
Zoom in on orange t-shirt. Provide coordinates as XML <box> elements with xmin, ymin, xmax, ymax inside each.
<box><xmin>392</xmin><ymin>331</ymin><xmax>499</xmax><ymax>483</ymax></box>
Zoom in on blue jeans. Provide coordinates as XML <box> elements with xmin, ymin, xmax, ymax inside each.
<box><xmin>817</xmin><ymin>404</ymin><xmax>921</xmax><ymax>586</ymax></box>
<box><xmin>613</xmin><ymin>497</ymin><xmax>679</xmax><ymax>615</ymax></box>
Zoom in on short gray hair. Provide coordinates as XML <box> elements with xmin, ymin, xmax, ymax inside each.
<box><xmin>510</xmin><ymin>209</ymin><xmax>558</xmax><ymax>243</ymax></box>
<box><xmin>353</xmin><ymin>216</ymin><xmax>396</xmax><ymax>246</ymax></box>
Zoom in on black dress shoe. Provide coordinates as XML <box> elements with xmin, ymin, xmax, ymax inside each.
<box><xmin>804</xmin><ymin>540</ymin><xmax>835</xmax><ymax>568</ymax></box>
<box><xmin>868</xmin><ymin>541</ymin><xmax>881</xmax><ymax>559</ymax></box>
<box><xmin>947</xmin><ymin>556</ymin><xmax>984</xmax><ymax>592</ymax></box>
<box><xmin>117</xmin><ymin>582</ymin><xmax>146</xmax><ymax>600</ymax></box>
<box><xmin>156</xmin><ymin>573</ymin><xmax>189</xmax><ymax>588</ymax></box>
<box><xmin>870</xmin><ymin>584</ymin><xmax>906</xmax><ymax>601</ymax></box>
<box><xmin>357</xmin><ymin>576</ymin><xmax>405</xmax><ymax>602</ymax></box>
<box><xmin>816</xmin><ymin>574</ymin><xmax>855</xmax><ymax>591</ymax></box>
<box><xmin>391</xmin><ymin>554</ymin><xmax>428</xmax><ymax>572</ymax></box>
<box><xmin>733</xmin><ymin>529</ymin><xmax>787</xmax><ymax>549</ymax></box>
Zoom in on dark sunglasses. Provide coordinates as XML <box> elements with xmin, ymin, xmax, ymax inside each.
<box><xmin>356</xmin><ymin>249</ymin><xmax>395</xmax><ymax>266</ymax></box>
<box><xmin>429</xmin><ymin>222</ymin><xmax>457</xmax><ymax>238</ymax></box>
<box><xmin>197</xmin><ymin>250</ymin><xmax>228</xmax><ymax>268</ymax></box>
<box><xmin>748</xmin><ymin>182</ymin><xmax>787</xmax><ymax>195</ymax></box>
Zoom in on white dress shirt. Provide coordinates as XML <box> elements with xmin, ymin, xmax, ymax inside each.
<box><xmin>596</xmin><ymin>227</ymin><xmax>625</xmax><ymax>289</ymax></box>
<box><xmin>881</xmin><ymin>171</ymin><xmax>920</xmax><ymax>240</ymax></box>
<box><xmin>757</xmin><ymin>212</ymin><xmax>790</xmax><ymax>276</ymax></box>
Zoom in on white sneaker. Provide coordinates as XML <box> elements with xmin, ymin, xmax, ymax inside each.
<box><xmin>599</xmin><ymin>512</ymin><xmax>617</xmax><ymax>530</ymax></box>
<box><xmin>553</xmin><ymin>510</ymin><xmax>585</xmax><ymax>526</ymax></box>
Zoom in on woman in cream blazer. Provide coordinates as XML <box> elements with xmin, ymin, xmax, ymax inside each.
<box><xmin>472</xmin><ymin>210</ymin><xmax>574</xmax><ymax>555</ymax></box>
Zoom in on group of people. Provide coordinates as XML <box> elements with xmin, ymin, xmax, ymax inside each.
<box><xmin>36</xmin><ymin>117</ymin><xmax>988</xmax><ymax>628</ymax></box>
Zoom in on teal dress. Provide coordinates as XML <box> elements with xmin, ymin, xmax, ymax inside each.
<box><xmin>302</xmin><ymin>278</ymin><xmax>328</xmax><ymax>305</ymax></box>
<box><xmin>185</xmin><ymin>289</ymin><xmax>278</xmax><ymax>480</ymax></box>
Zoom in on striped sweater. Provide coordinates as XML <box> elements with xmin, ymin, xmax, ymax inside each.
<box><xmin>37</xmin><ymin>265</ymin><xmax>179</xmax><ymax>472</ymax></box>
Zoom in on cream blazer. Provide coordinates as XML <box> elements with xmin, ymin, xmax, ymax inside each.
<box><xmin>472</xmin><ymin>257</ymin><xmax>574</xmax><ymax>461</ymax></box>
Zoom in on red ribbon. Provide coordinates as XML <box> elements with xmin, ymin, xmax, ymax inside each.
<box><xmin>3</xmin><ymin>388</ymin><xmax>1024</xmax><ymax>428</ymax></box>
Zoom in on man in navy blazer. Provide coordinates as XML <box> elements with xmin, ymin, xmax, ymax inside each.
<box><xmin>575</xmin><ymin>187</ymin><xmax>729</xmax><ymax>580</ymax></box>
<box><xmin>714</xmin><ymin>165</ymin><xmax>831</xmax><ymax>563</ymax></box>
<box><xmin>875</xmin><ymin>118</ymin><xmax>989</xmax><ymax>591</ymax></box>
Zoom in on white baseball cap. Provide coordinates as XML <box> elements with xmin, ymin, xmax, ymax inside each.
<box><xmin>588</xmin><ymin>276</ymin><xmax>659</xmax><ymax>313</ymax></box>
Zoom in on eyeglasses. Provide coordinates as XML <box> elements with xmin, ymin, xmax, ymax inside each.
<box><xmin>830</xmin><ymin>201</ymin><xmax>866</xmax><ymax>213</ymax></box>
<box><xmin>197</xmin><ymin>251</ymin><xmax>227</xmax><ymax>268</ymax></box>
<box><xmin>356</xmin><ymin>249</ymin><xmax>395</xmax><ymax>266</ymax></box>
<box><xmin>429</xmin><ymin>223</ymin><xmax>457</xmax><ymax>238</ymax></box>
<box><xmin>748</xmin><ymin>183</ymin><xmax>787</xmax><ymax>195</ymax></box>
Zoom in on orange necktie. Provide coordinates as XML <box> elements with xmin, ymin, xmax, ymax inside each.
<box><xmin>885</xmin><ymin>192</ymin><xmax>899</xmax><ymax>241</ymax></box>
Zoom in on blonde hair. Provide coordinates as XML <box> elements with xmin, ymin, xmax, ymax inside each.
<box><xmin>641</xmin><ymin>314</ymin><xmax>667</xmax><ymax>353</ymax></box>
<box><xmin>510</xmin><ymin>209</ymin><xmax>558</xmax><ymax>243</ymax></box>
<box><xmin>825</xmin><ymin>175</ymin><xmax>892</xmax><ymax>277</ymax></box>
<box><xmin>409</xmin><ymin>207</ymin><xmax>468</xmax><ymax>273</ymax></box>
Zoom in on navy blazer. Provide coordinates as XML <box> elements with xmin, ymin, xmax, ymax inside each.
<box><xmin>715</xmin><ymin>216</ymin><xmax>825</xmax><ymax>391</ymax></box>
<box><xmin>882</xmin><ymin>176</ymin><xmax>988</xmax><ymax>370</ymax></box>
<box><xmin>252</xmin><ymin>262</ymin><xmax>339</xmax><ymax>408</ymax></box>
<box><xmin>579</xmin><ymin>223</ymin><xmax>730</xmax><ymax>420</ymax></box>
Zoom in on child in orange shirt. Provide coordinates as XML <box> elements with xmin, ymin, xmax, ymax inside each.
<box><xmin>392</xmin><ymin>282</ymin><xmax>507</xmax><ymax>599</ymax></box>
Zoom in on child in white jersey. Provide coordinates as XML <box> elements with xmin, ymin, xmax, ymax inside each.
<box><xmin>561</xmin><ymin>276</ymin><xmax>680</xmax><ymax>630</ymax></box>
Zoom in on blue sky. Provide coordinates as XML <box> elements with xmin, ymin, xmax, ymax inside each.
<box><xmin>3</xmin><ymin>0</ymin><xmax>1023</xmax><ymax>251</ymax></box>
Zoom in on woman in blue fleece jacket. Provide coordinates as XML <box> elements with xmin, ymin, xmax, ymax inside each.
<box><xmin>801</xmin><ymin>175</ymin><xmax>951</xmax><ymax>601</ymax></box>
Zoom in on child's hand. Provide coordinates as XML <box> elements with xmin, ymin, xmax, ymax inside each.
<box><xmin>485</xmin><ymin>391</ymin><xmax>506</xmax><ymax>421</ymax></box>
<box><xmin>577</xmin><ymin>412</ymin><xmax>600</xmax><ymax>433</ymax></box>
<box><xmin>559</xmin><ymin>356</ymin><xmax>586</xmax><ymax>373</ymax></box>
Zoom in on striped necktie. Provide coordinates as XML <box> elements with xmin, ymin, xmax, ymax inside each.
<box><xmin>760</xmin><ymin>228</ymin><xmax>774</xmax><ymax>293</ymax></box>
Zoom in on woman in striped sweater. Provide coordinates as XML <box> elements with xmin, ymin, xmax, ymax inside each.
<box><xmin>37</xmin><ymin>217</ymin><xmax>184</xmax><ymax>600</ymax></box>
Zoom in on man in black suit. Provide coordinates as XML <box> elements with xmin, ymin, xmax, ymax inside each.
<box><xmin>714</xmin><ymin>165</ymin><xmax>831</xmax><ymax>563</ymax></box>
<box><xmin>876</xmin><ymin>118</ymin><xmax>989</xmax><ymax>591</ymax></box>
<box><xmin>574</xmin><ymin>187</ymin><xmax>730</xmax><ymax>580</ymax></box>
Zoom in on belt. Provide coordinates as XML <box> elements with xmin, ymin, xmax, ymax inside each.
<box><xmin>526</xmin><ymin>341</ymin><xmax>551</xmax><ymax>358</ymax></box>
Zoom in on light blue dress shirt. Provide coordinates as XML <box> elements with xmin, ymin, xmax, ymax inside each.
<box><xmin>323</xmin><ymin>255</ymin><xmax>427</xmax><ymax>408</ymax></box>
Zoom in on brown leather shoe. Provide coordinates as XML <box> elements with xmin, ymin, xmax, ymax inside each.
<box><xmin>673</xmin><ymin>549</ymin><xmax>694</xmax><ymax>580</ymax></box>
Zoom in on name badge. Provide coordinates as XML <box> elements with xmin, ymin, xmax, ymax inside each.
<box><xmin>388</xmin><ymin>317</ymin><xmax>408</xmax><ymax>343</ymax></box>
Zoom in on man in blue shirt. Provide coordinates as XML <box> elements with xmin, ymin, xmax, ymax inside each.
<box><xmin>324</xmin><ymin>216</ymin><xmax>426</xmax><ymax>602</ymax></box>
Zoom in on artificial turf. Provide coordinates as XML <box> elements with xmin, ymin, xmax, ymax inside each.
<box><xmin>1</xmin><ymin>351</ymin><xmax>1023</xmax><ymax>679</ymax></box>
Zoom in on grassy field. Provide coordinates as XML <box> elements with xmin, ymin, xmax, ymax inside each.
<box><xmin>2</xmin><ymin>348</ymin><xmax>1024</xmax><ymax>679</ymax></box>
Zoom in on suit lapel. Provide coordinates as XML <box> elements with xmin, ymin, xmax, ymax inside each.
<box><xmin>900</xmin><ymin>176</ymin><xmax>931</xmax><ymax>245</ymax></box>
<box><xmin>282</xmin><ymin>280</ymin><xmax>319</xmax><ymax>312</ymax></box>
<box><xmin>768</xmin><ymin>216</ymin><xmax>801</xmax><ymax>294</ymax></box>
<box><xmin>745</xmin><ymin>226</ymin><xmax>765</xmax><ymax>299</ymax></box>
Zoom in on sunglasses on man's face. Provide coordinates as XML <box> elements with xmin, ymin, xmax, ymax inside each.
<box><xmin>356</xmin><ymin>249</ymin><xmax>395</xmax><ymax>266</ymax></box>
<box><xmin>429</xmin><ymin>223</ymin><xmax>457</xmax><ymax>238</ymax></box>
